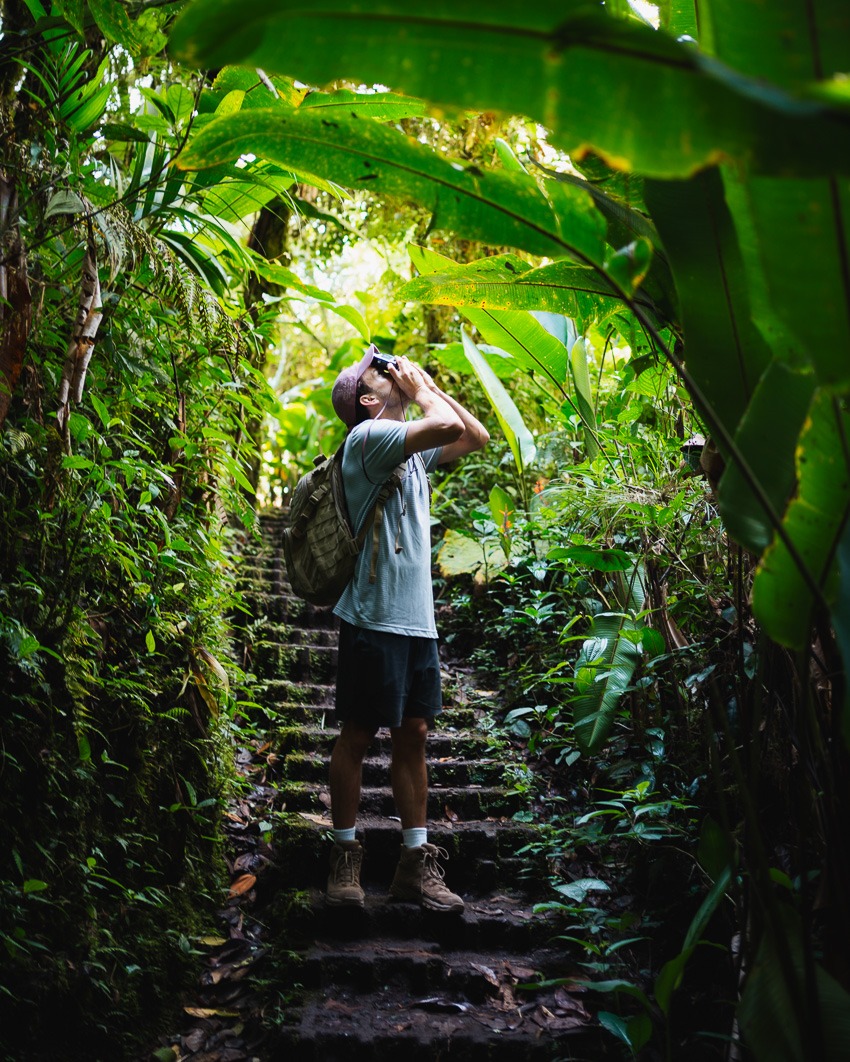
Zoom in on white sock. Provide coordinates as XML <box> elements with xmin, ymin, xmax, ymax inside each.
<box><xmin>403</xmin><ymin>827</ymin><xmax>428</xmax><ymax>848</ymax></box>
<box><xmin>333</xmin><ymin>827</ymin><xmax>356</xmax><ymax>845</ymax></box>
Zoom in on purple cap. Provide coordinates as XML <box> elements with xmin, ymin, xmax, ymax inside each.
<box><xmin>331</xmin><ymin>345</ymin><xmax>379</xmax><ymax>428</ymax></box>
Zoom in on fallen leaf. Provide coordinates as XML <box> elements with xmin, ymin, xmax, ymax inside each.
<box><xmin>469</xmin><ymin>962</ymin><xmax>499</xmax><ymax>987</ymax></box>
<box><xmin>298</xmin><ymin>812</ymin><xmax>330</xmax><ymax>825</ymax></box>
<box><xmin>228</xmin><ymin>873</ymin><xmax>256</xmax><ymax>897</ymax></box>
<box><xmin>183</xmin><ymin>1006</ymin><xmax>240</xmax><ymax>1018</ymax></box>
<box><xmin>318</xmin><ymin>791</ymin><xmax>332</xmax><ymax>808</ymax></box>
<box><xmin>195</xmin><ymin>935</ymin><xmax>228</xmax><ymax>947</ymax></box>
<box><xmin>444</xmin><ymin>805</ymin><xmax>459</xmax><ymax>822</ymax></box>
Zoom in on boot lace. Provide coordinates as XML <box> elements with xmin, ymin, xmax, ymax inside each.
<box><xmin>422</xmin><ymin>845</ymin><xmax>450</xmax><ymax>885</ymax></box>
<box><xmin>334</xmin><ymin>847</ymin><xmax>360</xmax><ymax>886</ymax></box>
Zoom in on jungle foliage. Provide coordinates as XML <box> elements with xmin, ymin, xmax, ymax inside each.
<box><xmin>0</xmin><ymin>0</ymin><xmax>848</xmax><ymax>1059</ymax></box>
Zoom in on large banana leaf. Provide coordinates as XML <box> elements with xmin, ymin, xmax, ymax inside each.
<box><xmin>718</xmin><ymin>362</ymin><xmax>816</xmax><ymax>555</ymax></box>
<box><xmin>643</xmin><ymin>170</ymin><xmax>772</xmax><ymax>437</ymax></box>
<box><xmin>751</xmin><ymin>392</ymin><xmax>850</xmax><ymax>651</ymax></box>
<box><xmin>399</xmin><ymin>255</ymin><xmax>650</xmax><ymax>327</ymax></box>
<box><xmin>461</xmin><ymin>330</ymin><xmax>536</xmax><ymax>477</ymax></box>
<box><xmin>409</xmin><ymin>245</ymin><xmax>571</xmax><ymax>394</ymax></box>
<box><xmin>569</xmin><ymin>337</ymin><xmax>599</xmax><ymax>461</ymax></box>
<box><xmin>177</xmin><ymin>108</ymin><xmax>608</xmax><ymax>262</ymax></box>
<box><xmin>169</xmin><ymin>1</ymin><xmax>850</xmax><ymax>179</ymax></box>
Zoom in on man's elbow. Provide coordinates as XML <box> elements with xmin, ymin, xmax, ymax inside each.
<box><xmin>437</xmin><ymin>414</ymin><xmax>465</xmax><ymax>444</ymax></box>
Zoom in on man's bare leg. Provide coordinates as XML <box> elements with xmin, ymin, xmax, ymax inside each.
<box><xmin>390</xmin><ymin>716</ymin><xmax>428</xmax><ymax>829</ymax></box>
<box><xmin>329</xmin><ymin>721</ymin><xmax>376</xmax><ymax>829</ymax></box>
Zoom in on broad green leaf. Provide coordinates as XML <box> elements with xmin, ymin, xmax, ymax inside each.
<box><xmin>738</xmin><ymin>907</ymin><xmax>850</xmax><ymax>1062</ymax></box>
<box><xmin>327</xmin><ymin>304</ymin><xmax>370</xmax><ymax>341</ymax></box>
<box><xmin>408</xmin><ymin>246</ymin><xmax>574</xmax><ymax>393</ymax></box>
<box><xmin>253</xmin><ymin>261</ymin><xmax>334</xmax><ymax>302</ymax></box>
<box><xmin>547</xmin><ymin>545</ymin><xmax>632</xmax><ymax>572</ymax></box>
<box><xmin>644</xmin><ymin>169</ymin><xmax>772</xmax><ymax>438</ymax></box>
<box><xmin>87</xmin><ymin>0</ymin><xmax>141</xmax><ymax>50</ymax></box>
<box><xmin>569</xmin><ymin>337</ymin><xmax>599</xmax><ymax>460</ymax></box>
<box><xmin>436</xmin><ymin>528</ymin><xmax>507</xmax><ymax>580</ymax></box>
<box><xmin>572</xmin><ymin>611</ymin><xmax>643</xmax><ymax>753</ymax></box>
<box><xmin>205</xmin><ymin>67</ymin><xmax>306</xmax><ymax>110</ymax></box>
<box><xmin>177</xmin><ymin>108</ymin><xmax>607</xmax><ymax>262</ymax></box>
<box><xmin>724</xmin><ymin>173</ymin><xmax>850</xmax><ymax>390</ymax></box>
<box><xmin>461</xmin><ymin>330</ymin><xmax>536</xmax><ymax>476</ymax></box>
<box><xmin>834</xmin><ymin>523</ymin><xmax>850</xmax><ymax>748</ymax></box>
<box><xmin>301</xmin><ymin>88</ymin><xmax>426</xmax><ymax>121</ymax></box>
<box><xmin>399</xmin><ymin>254</ymin><xmax>653</xmax><ymax>328</ymax></box>
<box><xmin>752</xmin><ymin>391</ymin><xmax>850</xmax><ymax>650</ymax></box>
<box><xmin>718</xmin><ymin>361</ymin><xmax>817</xmax><ymax>554</ymax></box>
<box><xmin>44</xmin><ymin>189</ymin><xmax>86</xmax><ymax>220</ymax></box>
<box><xmin>489</xmin><ymin>484</ymin><xmax>515</xmax><ymax>560</ymax></box>
<box><xmin>654</xmin><ymin>945</ymin><xmax>697</xmax><ymax>1016</ymax></box>
<box><xmin>169</xmin><ymin>1</ymin><xmax>850</xmax><ymax>178</ymax></box>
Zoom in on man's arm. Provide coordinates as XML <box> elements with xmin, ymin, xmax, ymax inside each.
<box><xmin>427</xmin><ymin>383</ymin><xmax>489</xmax><ymax>464</ymax></box>
<box><xmin>387</xmin><ymin>357</ymin><xmax>464</xmax><ymax>455</ymax></box>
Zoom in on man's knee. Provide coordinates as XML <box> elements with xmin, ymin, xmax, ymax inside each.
<box><xmin>335</xmin><ymin>722</ymin><xmax>376</xmax><ymax>761</ymax></box>
<box><xmin>391</xmin><ymin>716</ymin><xmax>428</xmax><ymax>755</ymax></box>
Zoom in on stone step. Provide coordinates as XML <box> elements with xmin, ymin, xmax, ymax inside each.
<box><xmin>298</xmin><ymin>941</ymin><xmax>566</xmax><ymax>995</ymax></box>
<box><xmin>258</xmin><ymin>625</ymin><xmax>339</xmax><ymax>647</ymax></box>
<box><xmin>274</xmin><ymin>726</ymin><xmax>492</xmax><ymax>759</ymax></box>
<box><xmin>281</xmin><ymin>783</ymin><xmax>524</xmax><ymax>822</ymax></box>
<box><xmin>271</xmin><ymin>814</ymin><xmax>542</xmax><ymax>893</ymax></box>
<box><xmin>237</xmin><ymin>590</ymin><xmax>337</xmax><ymax>626</ymax></box>
<box><xmin>281</xmin><ymin>888</ymin><xmax>558</xmax><ymax>952</ymax></box>
<box><xmin>282</xmin><ymin>751</ymin><xmax>507</xmax><ymax>789</ymax></box>
<box><xmin>266</xmin><ymin>701</ymin><xmax>481</xmax><ymax>729</ymax></box>
<box><xmin>254</xmin><ymin>642</ymin><xmax>338</xmax><ymax>683</ymax></box>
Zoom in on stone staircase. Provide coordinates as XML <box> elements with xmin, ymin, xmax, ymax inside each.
<box><xmin>231</xmin><ymin>511</ymin><xmax>606</xmax><ymax>1061</ymax></box>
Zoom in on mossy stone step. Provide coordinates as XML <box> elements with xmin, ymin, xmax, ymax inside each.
<box><xmin>257</xmin><ymin>625</ymin><xmax>339</xmax><ymax>648</ymax></box>
<box><xmin>281</xmin><ymin>782</ymin><xmax>523</xmax><ymax>821</ymax></box>
<box><xmin>268</xmin><ymin>701</ymin><xmax>481</xmax><ymax>728</ymax></box>
<box><xmin>270</xmin><ymin>814</ymin><xmax>542</xmax><ymax>893</ymax></box>
<box><xmin>281</xmin><ymin>751</ymin><xmax>506</xmax><ymax>789</ymax></box>
<box><xmin>279</xmin><ymin>887</ymin><xmax>559</xmax><ymax>952</ymax></box>
<box><xmin>274</xmin><ymin>725</ymin><xmax>492</xmax><ymax>759</ymax></box>
<box><xmin>237</xmin><ymin>589</ymin><xmax>337</xmax><ymax>626</ymax></box>
<box><xmin>253</xmin><ymin>642</ymin><xmax>338</xmax><ymax>682</ymax></box>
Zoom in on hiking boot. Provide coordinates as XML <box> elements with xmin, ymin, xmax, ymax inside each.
<box><xmin>326</xmin><ymin>840</ymin><xmax>365</xmax><ymax>908</ymax></box>
<box><xmin>389</xmin><ymin>843</ymin><xmax>465</xmax><ymax>913</ymax></box>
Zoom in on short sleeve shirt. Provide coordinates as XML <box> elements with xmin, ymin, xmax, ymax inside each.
<box><xmin>333</xmin><ymin>418</ymin><xmax>441</xmax><ymax>637</ymax></box>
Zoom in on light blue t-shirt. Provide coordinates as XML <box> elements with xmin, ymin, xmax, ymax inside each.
<box><xmin>333</xmin><ymin>418</ymin><xmax>441</xmax><ymax>638</ymax></box>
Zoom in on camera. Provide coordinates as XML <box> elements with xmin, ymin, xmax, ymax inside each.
<box><xmin>371</xmin><ymin>351</ymin><xmax>397</xmax><ymax>374</ymax></box>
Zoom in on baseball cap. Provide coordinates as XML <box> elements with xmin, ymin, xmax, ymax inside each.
<box><xmin>331</xmin><ymin>345</ymin><xmax>379</xmax><ymax>428</ymax></box>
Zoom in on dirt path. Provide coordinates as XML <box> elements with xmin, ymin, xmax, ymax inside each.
<box><xmin>146</xmin><ymin>511</ymin><xmax>608</xmax><ymax>1061</ymax></box>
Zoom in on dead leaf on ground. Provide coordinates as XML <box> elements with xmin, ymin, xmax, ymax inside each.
<box><xmin>298</xmin><ymin>812</ymin><xmax>330</xmax><ymax>825</ymax></box>
<box><xmin>444</xmin><ymin>805</ymin><xmax>459</xmax><ymax>822</ymax></box>
<box><xmin>183</xmin><ymin>1007</ymin><xmax>240</xmax><ymax>1019</ymax></box>
<box><xmin>411</xmin><ymin>997</ymin><xmax>470</xmax><ymax>1014</ymax></box>
<box><xmin>228</xmin><ymin>874</ymin><xmax>257</xmax><ymax>898</ymax></box>
<box><xmin>318</xmin><ymin>791</ymin><xmax>332</xmax><ymax>808</ymax></box>
<box><xmin>469</xmin><ymin>962</ymin><xmax>499</xmax><ymax>987</ymax></box>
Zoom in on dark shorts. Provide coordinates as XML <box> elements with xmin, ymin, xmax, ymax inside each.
<box><xmin>335</xmin><ymin>620</ymin><xmax>442</xmax><ymax>730</ymax></box>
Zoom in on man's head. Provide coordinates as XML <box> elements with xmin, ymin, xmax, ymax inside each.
<box><xmin>332</xmin><ymin>345</ymin><xmax>396</xmax><ymax>428</ymax></box>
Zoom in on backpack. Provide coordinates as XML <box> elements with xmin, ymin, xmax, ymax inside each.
<box><xmin>282</xmin><ymin>437</ymin><xmax>404</xmax><ymax>607</ymax></box>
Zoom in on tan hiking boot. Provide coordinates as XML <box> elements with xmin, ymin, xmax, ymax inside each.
<box><xmin>389</xmin><ymin>843</ymin><xmax>465</xmax><ymax>913</ymax></box>
<box><xmin>326</xmin><ymin>840</ymin><xmax>365</xmax><ymax>907</ymax></box>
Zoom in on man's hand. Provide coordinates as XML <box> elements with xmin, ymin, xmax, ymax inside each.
<box><xmin>386</xmin><ymin>355</ymin><xmax>432</xmax><ymax>404</ymax></box>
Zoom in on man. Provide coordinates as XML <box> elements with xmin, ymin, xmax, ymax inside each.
<box><xmin>325</xmin><ymin>346</ymin><xmax>489</xmax><ymax>913</ymax></box>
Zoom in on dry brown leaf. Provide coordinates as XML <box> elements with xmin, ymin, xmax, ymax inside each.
<box><xmin>318</xmin><ymin>791</ymin><xmax>332</xmax><ymax>808</ymax></box>
<box><xmin>183</xmin><ymin>1006</ymin><xmax>240</xmax><ymax>1018</ymax></box>
<box><xmin>228</xmin><ymin>873</ymin><xmax>256</xmax><ymax>897</ymax></box>
<box><xmin>444</xmin><ymin>805</ymin><xmax>459</xmax><ymax>822</ymax></box>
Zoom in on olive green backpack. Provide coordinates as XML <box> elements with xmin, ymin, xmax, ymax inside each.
<box><xmin>282</xmin><ymin>438</ymin><xmax>403</xmax><ymax>607</ymax></box>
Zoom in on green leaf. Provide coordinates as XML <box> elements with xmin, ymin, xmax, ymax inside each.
<box><xmin>461</xmin><ymin>330</ymin><xmax>536</xmax><ymax>477</ymax></box>
<box><xmin>409</xmin><ymin>246</ymin><xmax>573</xmax><ymax>394</ymax></box>
<box><xmin>833</xmin><ymin>521</ymin><xmax>850</xmax><ymax>749</ymax></box>
<box><xmin>87</xmin><ymin>0</ymin><xmax>141</xmax><ymax>49</ymax></box>
<box><xmin>145</xmin><ymin>630</ymin><xmax>156</xmax><ymax>653</ymax></box>
<box><xmin>718</xmin><ymin>361</ymin><xmax>817</xmax><ymax>554</ymax></box>
<box><xmin>169</xmin><ymin>1</ymin><xmax>850</xmax><ymax>178</ymax></box>
<box><xmin>436</xmin><ymin>528</ymin><xmax>507</xmax><ymax>580</ymax></box>
<box><xmin>752</xmin><ymin>391</ymin><xmax>850</xmax><ymax>650</ymax></box>
<box><xmin>22</xmin><ymin>880</ymin><xmax>48</xmax><ymax>894</ymax></box>
<box><xmin>572</xmin><ymin>611</ymin><xmax>643</xmax><ymax>753</ymax></box>
<box><xmin>301</xmin><ymin>88</ymin><xmax>427</xmax><ymax>121</ymax></box>
<box><xmin>177</xmin><ymin>108</ymin><xmax>607</xmax><ymax>262</ymax></box>
<box><xmin>569</xmin><ymin>337</ymin><xmax>599</xmax><ymax>459</ymax></box>
<box><xmin>644</xmin><ymin>169</ymin><xmax>772</xmax><ymax>437</ymax></box>
<box><xmin>547</xmin><ymin>545</ymin><xmax>632</xmax><ymax>572</ymax></box>
<box><xmin>738</xmin><ymin>907</ymin><xmax>850</xmax><ymax>1062</ymax></box>
<box><xmin>44</xmin><ymin>189</ymin><xmax>87</xmax><ymax>220</ymax></box>
<box><xmin>399</xmin><ymin>254</ymin><xmax>647</xmax><ymax>327</ymax></box>
<box><xmin>327</xmin><ymin>303</ymin><xmax>370</xmax><ymax>341</ymax></box>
